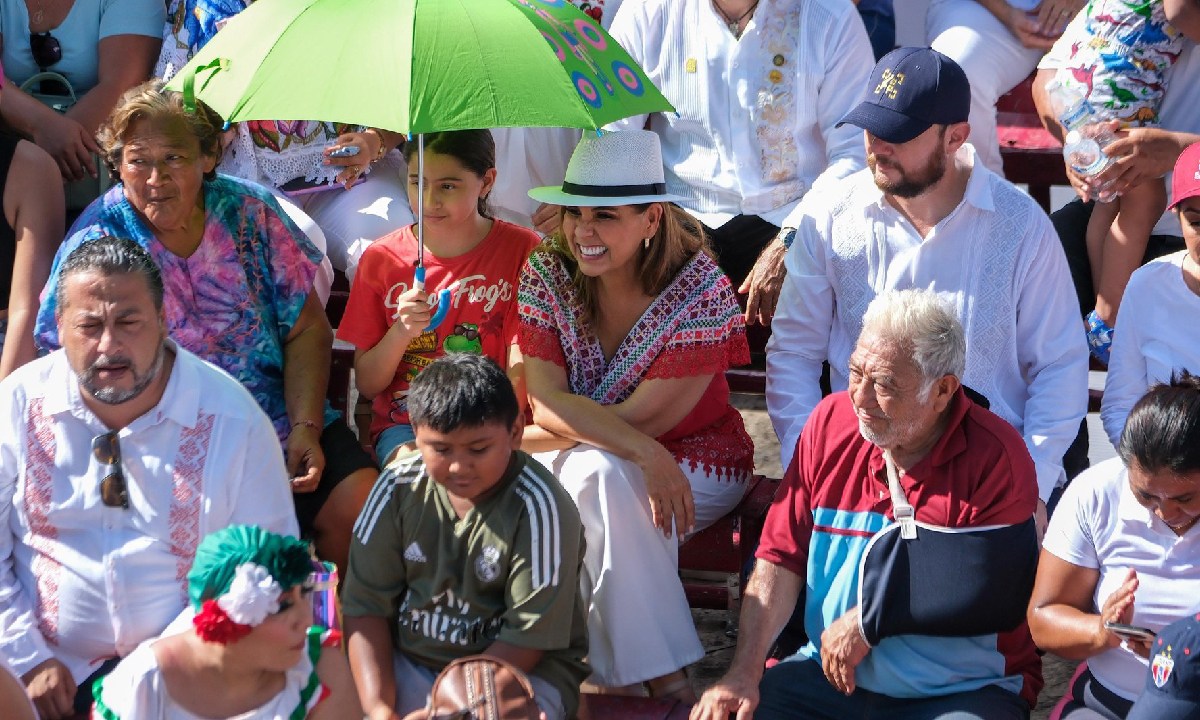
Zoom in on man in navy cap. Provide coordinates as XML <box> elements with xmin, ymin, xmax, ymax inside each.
<box><xmin>765</xmin><ymin>47</ymin><xmax>1087</xmax><ymax>526</ymax></box>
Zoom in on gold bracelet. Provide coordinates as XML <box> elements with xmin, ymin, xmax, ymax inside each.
<box><xmin>291</xmin><ymin>419</ymin><xmax>321</xmax><ymax>432</ymax></box>
<box><xmin>363</xmin><ymin>128</ymin><xmax>388</xmax><ymax>163</ymax></box>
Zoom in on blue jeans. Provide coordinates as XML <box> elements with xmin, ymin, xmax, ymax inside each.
<box><xmin>375</xmin><ymin>423</ymin><xmax>416</xmax><ymax>465</ymax></box>
<box><xmin>756</xmin><ymin>656</ymin><xmax>1030</xmax><ymax>720</ymax></box>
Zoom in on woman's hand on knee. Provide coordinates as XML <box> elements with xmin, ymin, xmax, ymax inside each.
<box><xmin>636</xmin><ymin>440</ymin><xmax>695</xmax><ymax>536</ymax></box>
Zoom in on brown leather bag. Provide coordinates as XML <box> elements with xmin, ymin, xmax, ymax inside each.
<box><xmin>401</xmin><ymin>655</ymin><xmax>541</xmax><ymax>720</ymax></box>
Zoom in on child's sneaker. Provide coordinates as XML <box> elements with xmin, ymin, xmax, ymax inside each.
<box><xmin>1086</xmin><ymin>310</ymin><xmax>1114</xmax><ymax>365</ymax></box>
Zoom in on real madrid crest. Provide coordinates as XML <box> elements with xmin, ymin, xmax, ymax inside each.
<box><xmin>475</xmin><ymin>546</ymin><xmax>502</xmax><ymax>583</ymax></box>
<box><xmin>1152</xmin><ymin>646</ymin><xmax>1176</xmax><ymax>688</ymax></box>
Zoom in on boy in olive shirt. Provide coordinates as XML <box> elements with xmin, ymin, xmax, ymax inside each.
<box><xmin>343</xmin><ymin>354</ymin><xmax>588</xmax><ymax>720</ymax></box>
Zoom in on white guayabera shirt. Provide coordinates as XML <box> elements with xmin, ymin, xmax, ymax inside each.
<box><xmin>0</xmin><ymin>343</ymin><xmax>299</xmax><ymax>683</ymax></box>
<box><xmin>607</xmin><ymin>0</ymin><xmax>872</xmax><ymax>228</ymax></box>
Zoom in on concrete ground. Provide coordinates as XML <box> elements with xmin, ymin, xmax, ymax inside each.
<box><xmin>685</xmin><ymin>385</ymin><xmax>1117</xmax><ymax>717</ymax></box>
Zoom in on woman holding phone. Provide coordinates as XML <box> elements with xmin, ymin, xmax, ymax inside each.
<box><xmin>1028</xmin><ymin>373</ymin><xmax>1200</xmax><ymax>719</ymax></box>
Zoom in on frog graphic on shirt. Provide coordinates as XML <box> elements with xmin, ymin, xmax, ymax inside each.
<box><xmin>442</xmin><ymin>323</ymin><xmax>483</xmax><ymax>354</ymax></box>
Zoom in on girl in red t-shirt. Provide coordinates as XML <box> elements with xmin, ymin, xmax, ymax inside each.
<box><xmin>337</xmin><ymin>130</ymin><xmax>540</xmax><ymax>464</ymax></box>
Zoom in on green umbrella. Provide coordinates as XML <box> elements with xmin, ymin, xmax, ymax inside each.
<box><xmin>165</xmin><ymin>0</ymin><xmax>674</xmax><ymax>134</ymax></box>
<box><xmin>166</xmin><ymin>0</ymin><xmax>673</xmax><ymax>328</ymax></box>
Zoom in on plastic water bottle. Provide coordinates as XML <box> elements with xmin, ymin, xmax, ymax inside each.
<box><xmin>1047</xmin><ymin>79</ymin><xmax>1117</xmax><ymax>202</ymax></box>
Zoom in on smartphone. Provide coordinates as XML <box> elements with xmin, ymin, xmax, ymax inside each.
<box><xmin>279</xmin><ymin>175</ymin><xmax>366</xmax><ymax>198</ymax></box>
<box><xmin>1104</xmin><ymin>621</ymin><xmax>1157</xmax><ymax>642</ymax></box>
<box><xmin>326</xmin><ymin>145</ymin><xmax>360</xmax><ymax>158</ymax></box>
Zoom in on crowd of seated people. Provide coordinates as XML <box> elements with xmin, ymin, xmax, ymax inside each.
<box><xmin>1</xmin><ymin>0</ymin><xmax>1200</xmax><ymax>718</ymax></box>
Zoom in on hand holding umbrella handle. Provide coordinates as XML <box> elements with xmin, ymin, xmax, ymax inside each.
<box><xmin>415</xmin><ymin>266</ymin><xmax>453</xmax><ymax>331</ymax></box>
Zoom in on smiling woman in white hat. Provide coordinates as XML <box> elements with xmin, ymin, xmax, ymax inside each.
<box><xmin>514</xmin><ymin>129</ymin><xmax>755</xmax><ymax>700</ymax></box>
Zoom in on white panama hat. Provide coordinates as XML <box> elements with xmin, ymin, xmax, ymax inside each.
<box><xmin>528</xmin><ymin>129</ymin><xmax>686</xmax><ymax>207</ymax></box>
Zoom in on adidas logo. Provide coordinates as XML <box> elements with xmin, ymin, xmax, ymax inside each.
<box><xmin>404</xmin><ymin>542</ymin><xmax>427</xmax><ymax>563</ymax></box>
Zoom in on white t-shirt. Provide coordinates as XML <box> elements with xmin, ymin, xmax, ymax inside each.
<box><xmin>1042</xmin><ymin>457</ymin><xmax>1200</xmax><ymax>700</ymax></box>
<box><xmin>1101</xmin><ymin>252</ymin><xmax>1200</xmax><ymax>447</ymax></box>
<box><xmin>0</xmin><ymin>0</ymin><xmax>165</xmax><ymax>93</ymax></box>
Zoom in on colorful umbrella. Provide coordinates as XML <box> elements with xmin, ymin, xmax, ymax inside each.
<box><xmin>166</xmin><ymin>0</ymin><xmax>672</xmax><ymax>134</ymax></box>
<box><xmin>167</xmin><ymin>0</ymin><xmax>672</xmax><ymax>328</ymax></box>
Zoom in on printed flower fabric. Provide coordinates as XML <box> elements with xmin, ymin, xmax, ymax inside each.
<box><xmin>518</xmin><ymin>249</ymin><xmax>754</xmax><ymax>480</ymax></box>
<box><xmin>157</xmin><ymin>0</ymin><xmax>361</xmax><ymax>187</ymax></box>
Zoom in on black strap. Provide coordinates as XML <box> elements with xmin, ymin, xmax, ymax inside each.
<box><xmin>560</xmin><ymin>180</ymin><xmax>666</xmax><ymax>197</ymax></box>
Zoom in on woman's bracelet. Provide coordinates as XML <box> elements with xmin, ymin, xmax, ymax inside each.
<box><xmin>363</xmin><ymin>128</ymin><xmax>388</xmax><ymax>164</ymax></box>
<box><xmin>291</xmin><ymin>419</ymin><xmax>322</xmax><ymax>432</ymax></box>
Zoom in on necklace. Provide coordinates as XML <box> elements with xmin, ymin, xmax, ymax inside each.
<box><xmin>31</xmin><ymin>0</ymin><xmax>45</xmax><ymax>25</ymax></box>
<box><xmin>713</xmin><ymin>0</ymin><xmax>760</xmax><ymax>38</ymax></box>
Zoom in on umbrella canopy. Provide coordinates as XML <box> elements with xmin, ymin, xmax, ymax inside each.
<box><xmin>166</xmin><ymin>0</ymin><xmax>674</xmax><ymax>134</ymax></box>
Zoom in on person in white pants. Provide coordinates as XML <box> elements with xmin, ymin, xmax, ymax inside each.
<box><xmin>926</xmin><ymin>0</ymin><xmax>1081</xmax><ymax>175</ymax></box>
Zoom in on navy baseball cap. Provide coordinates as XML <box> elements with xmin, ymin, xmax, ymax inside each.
<box><xmin>1128</xmin><ymin>613</ymin><xmax>1200</xmax><ymax>720</ymax></box>
<box><xmin>837</xmin><ymin>47</ymin><xmax>971</xmax><ymax>144</ymax></box>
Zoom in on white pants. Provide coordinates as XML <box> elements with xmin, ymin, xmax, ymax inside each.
<box><xmin>926</xmin><ymin>0</ymin><xmax>1047</xmax><ymax>175</ymax></box>
<box><xmin>272</xmin><ymin>194</ymin><xmax>334</xmax><ymax>307</ymax></box>
<box><xmin>533</xmin><ymin>445</ymin><xmax>748</xmax><ymax>686</ymax></box>
<box><xmin>391</xmin><ymin>650</ymin><xmax>566</xmax><ymax>720</ymax></box>
<box><xmin>294</xmin><ymin>152</ymin><xmax>415</xmax><ymax>281</ymax></box>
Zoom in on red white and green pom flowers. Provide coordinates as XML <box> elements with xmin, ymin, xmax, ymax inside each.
<box><xmin>192</xmin><ymin>562</ymin><xmax>281</xmax><ymax>644</ymax></box>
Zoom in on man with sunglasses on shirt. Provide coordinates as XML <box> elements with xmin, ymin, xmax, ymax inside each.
<box><xmin>0</xmin><ymin>236</ymin><xmax>298</xmax><ymax>719</ymax></box>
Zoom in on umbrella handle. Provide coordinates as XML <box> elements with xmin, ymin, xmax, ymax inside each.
<box><xmin>181</xmin><ymin>58</ymin><xmax>228</xmax><ymax>113</ymax></box>
<box><xmin>415</xmin><ymin>266</ymin><xmax>453</xmax><ymax>331</ymax></box>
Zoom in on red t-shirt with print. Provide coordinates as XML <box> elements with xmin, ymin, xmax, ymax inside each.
<box><xmin>337</xmin><ymin>220</ymin><xmax>540</xmax><ymax>439</ymax></box>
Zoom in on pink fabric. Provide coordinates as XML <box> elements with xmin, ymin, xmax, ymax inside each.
<box><xmin>1048</xmin><ymin>662</ymin><xmax>1091</xmax><ymax>720</ymax></box>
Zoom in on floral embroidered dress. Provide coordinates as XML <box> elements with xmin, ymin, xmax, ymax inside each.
<box><xmin>156</xmin><ymin>0</ymin><xmax>358</xmax><ymax>188</ymax></box>
<box><xmin>34</xmin><ymin>176</ymin><xmax>337</xmax><ymax>443</ymax></box>
<box><xmin>92</xmin><ymin>626</ymin><xmax>341</xmax><ymax>720</ymax></box>
<box><xmin>518</xmin><ymin>249</ymin><xmax>754</xmax><ymax>481</ymax></box>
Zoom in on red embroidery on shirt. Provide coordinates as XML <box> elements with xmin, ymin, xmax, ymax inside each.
<box><xmin>168</xmin><ymin>413</ymin><xmax>215</xmax><ymax>604</ymax></box>
<box><xmin>25</xmin><ymin>398</ymin><xmax>62</xmax><ymax>646</ymax></box>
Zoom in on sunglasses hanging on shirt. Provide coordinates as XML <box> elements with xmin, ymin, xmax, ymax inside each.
<box><xmin>29</xmin><ymin>31</ymin><xmax>62</xmax><ymax>70</ymax></box>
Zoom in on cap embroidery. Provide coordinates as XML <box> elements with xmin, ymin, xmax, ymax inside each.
<box><xmin>1152</xmin><ymin>645</ymin><xmax>1176</xmax><ymax>688</ymax></box>
<box><xmin>874</xmin><ymin>69</ymin><xmax>905</xmax><ymax>99</ymax></box>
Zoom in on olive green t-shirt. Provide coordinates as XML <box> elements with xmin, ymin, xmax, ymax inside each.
<box><xmin>343</xmin><ymin>450</ymin><xmax>589</xmax><ymax>715</ymax></box>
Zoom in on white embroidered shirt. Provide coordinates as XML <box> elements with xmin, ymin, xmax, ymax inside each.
<box><xmin>607</xmin><ymin>0</ymin><xmax>871</xmax><ymax>227</ymax></box>
<box><xmin>0</xmin><ymin>344</ymin><xmax>299</xmax><ymax>682</ymax></box>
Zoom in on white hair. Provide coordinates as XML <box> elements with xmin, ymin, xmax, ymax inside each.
<box><xmin>859</xmin><ymin>289</ymin><xmax>966</xmax><ymax>388</ymax></box>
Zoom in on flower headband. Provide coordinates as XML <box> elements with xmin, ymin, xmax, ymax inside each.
<box><xmin>194</xmin><ymin>562</ymin><xmax>284</xmax><ymax>643</ymax></box>
<box><xmin>187</xmin><ymin>525</ymin><xmax>314</xmax><ymax>644</ymax></box>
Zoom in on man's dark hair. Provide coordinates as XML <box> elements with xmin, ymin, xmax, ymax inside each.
<box><xmin>55</xmin><ymin>236</ymin><xmax>165</xmax><ymax>314</ymax></box>
<box><xmin>1118</xmin><ymin>371</ymin><xmax>1200</xmax><ymax>474</ymax></box>
<box><xmin>408</xmin><ymin>354</ymin><xmax>518</xmax><ymax>433</ymax></box>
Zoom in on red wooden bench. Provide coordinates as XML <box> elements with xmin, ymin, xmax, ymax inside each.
<box><xmin>679</xmin><ymin>474</ymin><xmax>779</xmax><ymax>611</ymax></box>
<box><xmin>997</xmin><ymin>73</ymin><xmax>1067</xmax><ymax>213</ymax></box>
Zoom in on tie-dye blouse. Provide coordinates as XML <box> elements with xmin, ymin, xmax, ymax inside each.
<box><xmin>35</xmin><ymin>175</ymin><xmax>336</xmax><ymax>443</ymax></box>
